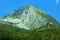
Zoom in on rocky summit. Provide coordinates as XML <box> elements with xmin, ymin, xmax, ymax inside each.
<box><xmin>0</xmin><ymin>5</ymin><xmax>60</xmax><ymax>30</ymax></box>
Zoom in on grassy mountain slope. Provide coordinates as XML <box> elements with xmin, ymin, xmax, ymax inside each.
<box><xmin>0</xmin><ymin>22</ymin><xmax>60</xmax><ymax>40</ymax></box>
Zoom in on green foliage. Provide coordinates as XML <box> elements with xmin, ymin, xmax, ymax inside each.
<box><xmin>0</xmin><ymin>23</ymin><xmax>60</xmax><ymax>40</ymax></box>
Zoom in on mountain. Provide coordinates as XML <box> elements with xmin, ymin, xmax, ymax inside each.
<box><xmin>0</xmin><ymin>5</ymin><xmax>60</xmax><ymax>30</ymax></box>
<box><xmin>0</xmin><ymin>5</ymin><xmax>60</xmax><ymax>40</ymax></box>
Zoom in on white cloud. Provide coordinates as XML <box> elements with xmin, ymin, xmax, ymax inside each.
<box><xmin>56</xmin><ymin>0</ymin><xmax>59</xmax><ymax>4</ymax></box>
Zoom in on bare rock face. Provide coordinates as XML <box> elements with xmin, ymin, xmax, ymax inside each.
<box><xmin>0</xmin><ymin>5</ymin><xmax>60</xmax><ymax>30</ymax></box>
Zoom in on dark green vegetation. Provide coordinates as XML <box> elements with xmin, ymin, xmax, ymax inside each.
<box><xmin>0</xmin><ymin>22</ymin><xmax>60</xmax><ymax>40</ymax></box>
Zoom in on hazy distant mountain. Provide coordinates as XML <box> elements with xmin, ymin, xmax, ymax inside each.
<box><xmin>0</xmin><ymin>5</ymin><xmax>60</xmax><ymax>30</ymax></box>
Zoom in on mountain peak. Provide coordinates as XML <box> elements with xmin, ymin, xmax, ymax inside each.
<box><xmin>18</xmin><ymin>4</ymin><xmax>37</xmax><ymax>11</ymax></box>
<box><xmin>1</xmin><ymin>5</ymin><xmax>60</xmax><ymax>30</ymax></box>
<box><xmin>25</xmin><ymin>4</ymin><xmax>33</xmax><ymax>7</ymax></box>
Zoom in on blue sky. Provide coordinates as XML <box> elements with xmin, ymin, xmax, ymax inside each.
<box><xmin>0</xmin><ymin>0</ymin><xmax>60</xmax><ymax>22</ymax></box>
